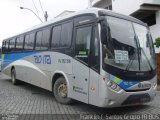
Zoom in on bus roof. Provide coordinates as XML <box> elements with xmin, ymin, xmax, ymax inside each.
<box><xmin>3</xmin><ymin>8</ymin><xmax>147</xmax><ymax>41</ymax></box>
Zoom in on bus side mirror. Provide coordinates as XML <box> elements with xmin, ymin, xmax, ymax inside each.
<box><xmin>100</xmin><ymin>20</ymin><xmax>110</xmax><ymax>45</ymax></box>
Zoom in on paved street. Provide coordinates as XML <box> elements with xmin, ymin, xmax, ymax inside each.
<box><xmin>0</xmin><ymin>72</ymin><xmax>160</xmax><ymax>120</ymax></box>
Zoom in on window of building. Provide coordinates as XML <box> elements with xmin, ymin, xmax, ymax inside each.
<box><xmin>105</xmin><ymin>5</ymin><xmax>112</xmax><ymax>10</ymax></box>
<box><xmin>141</xmin><ymin>13</ymin><xmax>156</xmax><ymax>26</ymax></box>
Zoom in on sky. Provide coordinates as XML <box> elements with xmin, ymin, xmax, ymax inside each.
<box><xmin>0</xmin><ymin>0</ymin><xmax>89</xmax><ymax>46</ymax></box>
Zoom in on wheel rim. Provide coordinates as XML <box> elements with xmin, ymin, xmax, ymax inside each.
<box><xmin>57</xmin><ymin>83</ymin><xmax>67</xmax><ymax>98</ymax></box>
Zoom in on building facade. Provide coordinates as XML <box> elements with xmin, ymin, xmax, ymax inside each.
<box><xmin>55</xmin><ymin>11</ymin><xmax>75</xmax><ymax>18</ymax></box>
<box><xmin>92</xmin><ymin>0</ymin><xmax>160</xmax><ymax>52</ymax></box>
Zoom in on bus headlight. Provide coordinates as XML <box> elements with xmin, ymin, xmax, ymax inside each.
<box><xmin>107</xmin><ymin>80</ymin><xmax>122</xmax><ymax>92</ymax></box>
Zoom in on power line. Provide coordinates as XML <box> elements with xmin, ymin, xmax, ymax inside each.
<box><xmin>32</xmin><ymin>0</ymin><xmax>40</xmax><ymax>17</ymax></box>
<box><xmin>39</xmin><ymin>0</ymin><xmax>45</xmax><ymax>14</ymax></box>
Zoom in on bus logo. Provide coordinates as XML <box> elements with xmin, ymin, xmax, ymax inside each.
<box><xmin>34</xmin><ymin>55</ymin><xmax>51</xmax><ymax>64</ymax></box>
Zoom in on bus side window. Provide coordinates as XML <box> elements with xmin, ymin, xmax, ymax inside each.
<box><xmin>20</xmin><ymin>36</ymin><xmax>24</xmax><ymax>51</ymax></box>
<box><xmin>24</xmin><ymin>33</ymin><xmax>35</xmax><ymax>51</ymax></box>
<box><xmin>60</xmin><ymin>22</ymin><xmax>73</xmax><ymax>48</ymax></box>
<box><xmin>91</xmin><ymin>26</ymin><xmax>100</xmax><ymax>71</ymax></box>
<box><xmin>9</xmin><ymin>38</ymin><xmax>15</xmax><ymax>52</ymax></box>
<box><xmin>51</xmin><ymin>25</ymin><xmax>61</xmax><ymax>48</ymax></box>
<box><xmin>2</xmin><ymin>41</ymin><xmax>6</xmax><ymax>53</ymax></box>
<box><xmin>36</xmin><ymin>31</ymin><xmax>42</xmax><ymax>50</ymax></box>
<box><xmin>16</xmin><ymin>37</ymin><xmax>20</xmax><ymax>51</ymax></box>
<box><xmin>41</xmin><ymin>28</ymin><xmax>50</xmax><ymax>50</ymax></box>
<box><xmin>75</xmin><ymin>25</ymin><xmax>92</xmax><ymax>65</ymax></box>
<box><xmin>24</xmin><ymin>34</ymin><xmax>30</xmax><ymax>51</ymax></box>
<box><xmin>5</xmin><ymin>41</ymin><xmax>9</xmax><ymax>53</ymax></box>
<box><xmin>29</xmin><ymin>33</ymin><xmax>35</xmax><ymax>50</ymax></box>
<box><xmin>16</xmin><ymin>36</ymin><xmax>24</xmax><ymax>51</ymax></box>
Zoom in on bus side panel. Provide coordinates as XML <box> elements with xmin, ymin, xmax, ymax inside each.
<box><xmin>89</xmin><ymin>69</ymin><xmax>100</xmax><ymax>106</ymax></box>
<box><xmin>2</xmin><ymin>51</ymin><xmax>75</xmax><ymax>96</ymax></box>
<box><xmin>22</xmin><ymin>51</ymin><xmax>73</xmax><ymax>91</ymax></box>
<box><xmin>30</xmin><ymin>51</ymin><xmax>73</xmax><ymax>91</ymax></box>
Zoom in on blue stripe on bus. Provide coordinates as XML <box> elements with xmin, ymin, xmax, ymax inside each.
<box><xmin>109</xmin><ymin>74</ymin><xmax>139</xmax><ymax>90</ymax></box>
<box><xmin>2</xmin><ymin>52</ymin><xmax>36</xmax><ymax>68</ymax></box>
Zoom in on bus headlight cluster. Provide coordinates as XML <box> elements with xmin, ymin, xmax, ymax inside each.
<box><xmin>107</xmin><ymin>80</ymin><xmax>122</xmax><ymax>92</ymax></box>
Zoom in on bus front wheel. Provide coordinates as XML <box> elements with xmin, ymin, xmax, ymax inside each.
<box><xmin>53</xmin><ymin>77</ymin><xmax>73</xmax><ymax>104</ymax></box>
<box><xmin>11</xmin><ymin>68</ymin><xmax>19</xmax><ymax>85</ymax></box>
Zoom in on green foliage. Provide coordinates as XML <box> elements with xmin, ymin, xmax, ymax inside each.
<box><xmin>154</xmin><ymin>37</ymin><xmax>160</xmax><ymax>48</ymax></box>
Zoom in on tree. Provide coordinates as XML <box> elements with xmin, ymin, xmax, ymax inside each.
<box><xmin>154</xmin><ymin>37</ymin><xmax>160</xmax><ymax>48</ymax></box>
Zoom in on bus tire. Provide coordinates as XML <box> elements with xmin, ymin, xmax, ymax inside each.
<box><xmin>54</xmin><ymin>77</ymin><xmax>73</xmax><ymax>104</ymax></box>
<box><xmin>11</xmin><ymin>68</ymin><xmax>19</xmax><ymax>85</ymax></box>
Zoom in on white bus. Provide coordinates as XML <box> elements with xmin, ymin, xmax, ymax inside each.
<box><xmin>1</xmin><ymin>8</ymin><xmax>157</xmax><ymax>107</ymax></box>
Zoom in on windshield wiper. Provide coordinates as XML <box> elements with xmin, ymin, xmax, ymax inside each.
<box><xmin>135</xmin><ymin>35</ymin><xmax>141</xmax><ymax>71</ymax></box>
<box><xmin>123</xmin><ymin>35</ymin><xmax>141</xmax><ymax>72</ymax></box>
<box><xmin>123</xmin><ymin>53</ymin><xmax>136</xmax><ymax>72</ymax></box>
<box><xmin>140</xmin><ymin>47</ymin><xmax>153</xmax><ymax>72</ymax></box>
<box><xmin>136</xmin><ymin>36</ymin><xmax>153</xmax><ymax>72</ymax></box>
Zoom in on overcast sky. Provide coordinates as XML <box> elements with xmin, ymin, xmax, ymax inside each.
<box><xmin>0</xmin><ymin>0</ymin><xmax>89</xmax><ymax>46</ymax></box>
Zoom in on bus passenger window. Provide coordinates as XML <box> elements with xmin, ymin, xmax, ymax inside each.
<box><xmin>2</xmin><ymin>41</ymin><xmax>6</xmax><ymax>53</ymax></box>
<box><xmin>35</xmin><ymin>31</ymin><xmax>42</xmax><ymax>50</ymax></box>
<box><xmin>5</xmin><ymin>41</ymin><xmax>9</xmax><ymax>53</ymax></box>
<box><xmin>24</xmin><ymin>33</ymin><xmax>35</xmax><ymax>51</ymax></box>
<box><xmin>28</xmin><ymin>33</ymin><xmax>35</xmax><ymax>50</ymax></box>
<box><xmin>16</xmin><ymin>36</ymin><xmax>24</xmax><ymax>51</ymax></box>
<box><xmin>51</xmin><ymin>25</ymin><xmax>61</xmax><ymax>48</ymax></box>
<box><xmin>9</xmin><ymin>38</ymin><xmax>15</xmax><ymax>52</ymax></box>
<box><xmin>60</xmin><ymin>22</ymin><xmax>73</xmax><ymax>47</ymax></box>
<box><xmin>24</xmin><ymin>35</ymin><xmax>30</xmax><ymax>50</ymax></box>
<box><xmin>41</xmin><ymin>29</ymin><xmax>50</xmax><ymax>50</ymax></box>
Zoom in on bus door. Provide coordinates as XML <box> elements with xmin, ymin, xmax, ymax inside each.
<box><xmin>72</xmin><ymin>25</ymin><xmax>93</xmax><ymax>103</ymax></box>
<box><xmin>89</xmin><ymin>25</ymin><xmax>100</xmax><ymax>105</ymax></box>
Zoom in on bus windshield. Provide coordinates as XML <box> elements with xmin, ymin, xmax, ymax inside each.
<box><xmin>102</xmin><ymin>16</ymin><xmax>156</xmax><ymax>72</ymax></box>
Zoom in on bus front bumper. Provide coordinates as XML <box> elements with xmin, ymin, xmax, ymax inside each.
<box><xmin>99</xmin><ymin>86</ymin><xmax>156</xmax><ymax>108</ymax></box>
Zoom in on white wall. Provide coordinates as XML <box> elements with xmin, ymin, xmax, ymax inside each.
<box><xmin>112</xmin><ymin>0</ymin><xmax>143</xmax><ymax>15</ymax></box>
<box><xmin>150</xmin><ymin>11</ymin><xmax>160</xmax><ymax>40</ymax></box>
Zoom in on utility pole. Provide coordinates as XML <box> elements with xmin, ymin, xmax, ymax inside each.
<box><xmin>44</xmin><ymin>11</ymin><xmax>48</xmax><ymax>22</ymax></box>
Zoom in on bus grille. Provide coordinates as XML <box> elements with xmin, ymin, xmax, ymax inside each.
<box><xmin>121</xmin><ymin>93</ymin><xmax>151</xmax><ymax>105</ymax></box>
<box><xmin>125</xmin><ymin>88</ymin><xmax>150</xmax><ymax>92</ymax></box>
